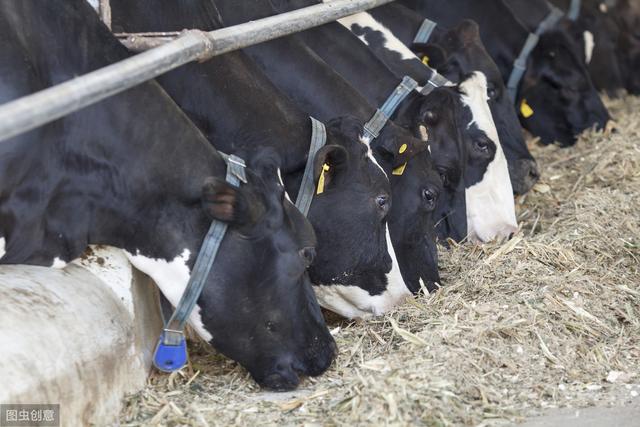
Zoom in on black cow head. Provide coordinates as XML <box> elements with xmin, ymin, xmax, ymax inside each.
<box><xmin>376</xmin><ymin>124</ymin><xmax>442</xmax><ymax>295</ymax></box>
<box><xmin>105</xmin><ymin>149</ymin><xmax>337</xmax><ymax>392</ymax></box>
<box><xmin>519</xmin><ymin>30</ymin><xmax>610</xmax><ymax>145</ymax></box>
<box><xmin>190</xmin><ymin>154</ymin><xmax>336</xmax><ymax>391</ymax></box>
<box><xmin>612</xmin><ymin>0</ymin><xmax>640</xmax><ymax>95</ymax></box>
<box><xmin>387</xmin><ymin>151</ymin><xmax>443</xmax><ymax>294</ymax></box>
<box><xmin>559</xmin><ymin>5</ymin><xmax>625</xmax><ymax>97</ymax></box>
<box><xmin>405</xmin><ymin>73</ymin><xmax>517</xmax><ymax>243</ymax></box>
<box><xmin>412</xmin><ymin>20</ymin><xmax>540</xmax><ymax>195</ymax></box>
<box><xmin>285</xmin><ymin>116</ymin><xmax>412</xmax><ymax>319</ymax></box>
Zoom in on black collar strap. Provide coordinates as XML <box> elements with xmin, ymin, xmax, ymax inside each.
<box><xmin>507</xmin><ymin>4</ymin><xmax>564</xmax><ymax>103</ymax></box>
<box><xmin>295</xmin><ymin>117</ymin><xmax>327</xmax><ymax>216</ymax></box>
<box><xmin>153</xmin><ymin>152</ymin><xmax>247</xmax><ymax>373</ymax></box>
<box><xmin>413</xmin><ymin>18</ymin><xmax>438</xmax><ymax>45</ymax></box>
<box><xmin>568</xmin><ymin>0</ymin><xmax>582</xmax><ymax>21</ymax></box>
<box><xmin>363</xmin><ymin>76</ymin><xmax>419</xmax><ymax>140</ymax></box>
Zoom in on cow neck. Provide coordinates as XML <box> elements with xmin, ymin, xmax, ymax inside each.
<box><xmin>0</xmin><ymin>0</ymin><xmax>226</xmax><ymax>264</ymax></box>
<box><xmin>362</xmin><ymin>76</ymin><xmax>419</xmax><ymax>141</ymax></box>
<box><xmin>401</xmin><ymin>0</ymin><xmax>533</xmax><ymax>79</ymax></box>
<box><xmin>506</xmin><ymin>4</ymin><xmax>565</xmax><ymax>103</ymax></box>
<box><xmin>111</xmin><ymin>0</ymin><xmax>312</xmax><ymax>175</ymax></box>
<box><xmin>154</xmin><ymin>152</ymin><xmax>247</xmax><ymax>373</ymax></box>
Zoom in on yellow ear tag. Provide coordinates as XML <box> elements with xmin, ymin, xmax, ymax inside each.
<box><xmin>422</xmin><ymin>55</ymin><xmax>430</xmax><ymax>65</ymax></box>
<box><xmin>399</xmin><ymin>143</ymin><xmax>408</xmax><ymax>154</ymax></box>
<box><xmin>316</xmin><ymin>163</ymin><xmax>330</xmax><ymax>195</ymax></box>
<box><xmin>520</xmin><ymin>99</ymin><xmax>534</xmax><ymax>118</ymax></box>
<box><xmin>392</xmin><ymin>163</ymin><xmax>408</xmax><ymax>176</ymax></box>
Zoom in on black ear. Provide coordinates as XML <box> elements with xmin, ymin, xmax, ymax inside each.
<box><xmin>312</xmin><ymin>145</ymin><xmax>349</xmax><ymax>194</ymax></box>
<box><xmin>411</xmin><ymin>43</ymin><xmax>448</xmax><ymax>69</ymax></box>
<box><xmin>201</xmin><ymin>177</ymin><xmax>264</xmax><ymax>226</ymax></box>
<box><xmin>455</xmin><ymin>19</ymin><xmax>481</xmax><ymax>47</ymax></box>
<box><xmin>373</xmin><ymin>131</ymin><xmax>427</xmax><ymax>168</ymax></box>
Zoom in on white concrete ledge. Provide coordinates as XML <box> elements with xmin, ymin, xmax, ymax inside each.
<box><xmin>0</xmin><ymin>247</ymin><xmax>162</xmax><ymax>425</ymax></box>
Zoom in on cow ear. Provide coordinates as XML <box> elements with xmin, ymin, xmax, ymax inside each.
<box><xmin>201</xmin><ymin>177</ymin><xmax>264</xmax><ymax>226</ymax></box>
<box><xmin>373</xmin><ymin>133</ymin><xmax>426</xmax><ymax>168</ymax></box>
<box><xmin>411</xmin><ymin>43</ymin><xmax>448</xmax><ymax>69</ymax></box>
<box><xmin>455</xmin><ymin>19</ymin><xmax>481</xmax><ymax>46</ymax></box>
<box><xmin>312</xmin><ymin>145</ymin><xmax>349</xmax><ymax>194</ymax></box>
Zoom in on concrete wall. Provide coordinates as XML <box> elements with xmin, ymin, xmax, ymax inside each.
<box><xmin>0</xmin><ymin>247</ymin><xmax>162</xmax><ymax>425</ymax></box>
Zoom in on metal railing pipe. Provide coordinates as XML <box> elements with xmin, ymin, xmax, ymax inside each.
<box><xmin>0</xmin><ymin>0</ymin><xmax>394</xmax><ymax>143</ymax></box>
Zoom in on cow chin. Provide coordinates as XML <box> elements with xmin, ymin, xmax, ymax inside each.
<box><xmin>313</xmin><ymin>280</ymin><xmax>411</xmax><ymax>319</ymax></box>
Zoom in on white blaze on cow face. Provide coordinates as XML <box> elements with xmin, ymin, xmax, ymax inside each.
<box><xmin>334</xmin><ymin>10</ymin><xmax>418</xmax><ymax>61</ymax></box>
<box><xmin>584</xmin><ymin>31</ymin><xmax>595</xmax><ymax>64</ymax></box>
<box><xmin>277</xmin><ymin>168</ymin><xmax>293</xmax><ymax>203</ymax></box>
<box><xmin>459</xmin><ymin>72</ymin><xmax>518</xmax><ymax>243</ymax></box>
<box><xmin>313</xmin><ymin>224</ymin><xmax>411</xmax><ymax>319</ymax></box>
<box><xmin>359</xmin><ymin>134</ymin><xmax>388</xmax><ymax>177</ymax></box>
<box><xmin>0</xmin><ymin>237</ymin><xmax>5</xmax><ymax>259</ymax></box>
<box><xmin>125</xmin><ymin>249</ymin><xmax>213</xmax><ymax>342</ymax></box>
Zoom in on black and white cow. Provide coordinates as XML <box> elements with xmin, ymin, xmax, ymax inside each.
<box><xmin>401</xmin><ymin>0</ymin><xmax>611</xmax><ymax>146</ymax></box>
<box><xmin>358</xmin><ymin>3</ymin><xmax>540</xmax><ymax>195</ymax></box>
<box><xmin>211</xmin><ymin>0</ymin><xmax>452</xmax><ymax>299</ymax></box>
<box><xmin>298</xmin><ymin>26</ymin><xmax>518</xmax><ymax>243</ymax></box>
<box><xmin>221</xmin><ymin>0</ymin><xmax>518</xmax><ymax>245</ymax></box>
<box><xmin>551</xmin><ymin>0</ymin><xmax>640</xmax><ymax>96</ymax></box>
<box><xmin>512</xmin><ymin>0</ymin><xmax>622</xmax><ymax>97</ymax></box>
<box><xmin>268</xmin><ymin>0</ymin><xmax>517</xmax><ymax>243</ymax></box>
<box><xmin>0</xmin><ymin>0</ymin><xmax>336</xmax><ymax>391</ymax></box>
<box><xmin>110</xmin><ymin>0</ymin><xmax>430</xmax><ymax>319</ymax></box>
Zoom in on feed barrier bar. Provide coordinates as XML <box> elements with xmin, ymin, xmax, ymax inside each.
<box><xmin>0</xmin><ymin>0</ymin><xmax>394</xmax><ymax>143</ymax></box>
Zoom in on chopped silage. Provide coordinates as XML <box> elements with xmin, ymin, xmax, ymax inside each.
<box><xmin>120</xmin><ymin>95</ymin><xmax>640</xmax><ymax>426</ymax></box>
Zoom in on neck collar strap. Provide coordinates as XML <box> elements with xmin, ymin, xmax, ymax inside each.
<box><xmin>507</xmin><ymin>4</ymin><xmax>564</xmax><ymax>103</ymax></box>
<box><xmin>295</xmin><ymin>117</ymin><xmax>327</xmax><ymax>216</ymax></box>
<box><xmin>568</xmin><ymin>0</ymin><xmax>582</xmax><ymax>21</ymax></box>
<box><xmin>413</xmin><ymin>18</ymin><xmax>438</xmax><ymax>45</ymax></box>
<box><xmin>153</xmin><ymin>152</ymin><xmax>247</xmax><ymax>372</ymax></box>
<box><xmin>363</xmin><ymin>76</ymin><xmax>419</xmax><ymax>140</ymax></box>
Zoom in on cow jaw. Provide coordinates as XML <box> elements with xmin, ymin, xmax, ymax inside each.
<box><xmin>460</xmin><ymin>72</ymin><xmax>518</xmax><ymax>243</ymax></box>
<box><xmin>313</xmin><ymin>225</ymin><xmax>411</xmax><ymax>319</ymax></box>
<box><xmin>125</xmin><ymin>249</ymin><xmax>213</xmax><ymax>342</ymax></box>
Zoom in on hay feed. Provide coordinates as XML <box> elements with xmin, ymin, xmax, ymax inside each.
<box><xmin>120</xmin><ymin>95</ymin><xmax>640</xmax><ymax>426</ymax></box>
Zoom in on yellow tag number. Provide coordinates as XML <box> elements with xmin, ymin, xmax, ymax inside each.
<box><xmin>520</xmin><ymin>99</ymin><xmax>534</xmax><ymax>118</ymax></box>
<box><xmin>316</xmin><ymin>163</ymin><xmax>330</xmax><ymax>195</ymax></box>
<box><xmin>392</xmin><ymin>163</ymin><xmax>408</xmax><ymax>176</ymax></box>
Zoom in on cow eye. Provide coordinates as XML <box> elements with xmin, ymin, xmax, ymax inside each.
<box><xmin>299</xmin><ymin>247</ymin><xmax>316</xmax><ymax>268</ymax></box>
<box><xmin>475</xmin><ymin>138</ymin><xmax>490</xmax><ymax>152</ymax></box>
<box><xmin>487</xmin><ymin>87</ymin><xmax>498</xmax><ymax>100</ymax></box>
<box><xmin>423</xmin><ymin>110</ymin><xmax>438</xmax><ymax>124</ymax></box>
<box><xmin>422</xmin><ymin>188</ymin><xmax>438</xmax><ymax>210</ymax></box>
<box><xmin>376</xmin><ymin>194</ymin><xmax>389</xmax><ymax>210</ymax></box>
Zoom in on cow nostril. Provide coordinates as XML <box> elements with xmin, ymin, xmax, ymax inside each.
<box><xmin>529</xmin><ymin>167</ymin><xmax>540</xmax><ymax>180</ymax></box>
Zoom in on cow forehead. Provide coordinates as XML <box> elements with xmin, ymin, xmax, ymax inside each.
<box><xmin>458</xmin><ymin>72</ymin><xmax>501</xmax><ymax>143</ymax></box>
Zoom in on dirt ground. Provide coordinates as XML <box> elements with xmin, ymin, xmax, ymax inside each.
<box><xmin>119</xmin><ymin>95</ymin><xmax>640</xmax><ymax>426</ymax></box>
